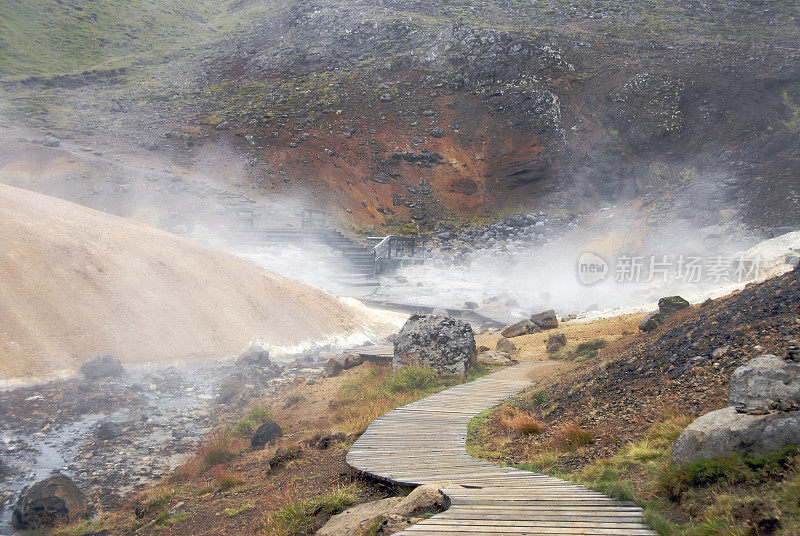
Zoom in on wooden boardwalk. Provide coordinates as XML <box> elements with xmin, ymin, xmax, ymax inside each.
<box><xmin>346</xmin><ymin>361</ymin><xmax>656</xmax><ymax>535</ymax></box>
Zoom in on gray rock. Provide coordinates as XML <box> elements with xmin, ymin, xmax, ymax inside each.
<box><xmin>672</xmin><ymin>406</ymin><xmax>800</xmax><ymax>463</ymax></box>
<box><xmin>464</xmin><ymin>301</ymin><xmax>479</xmax><ymax>310</ymax></box>
<box><xmin>496</xmin><ymin>337</ymin><xmax>517</xmax><ymax>354</ymax></box>
<box><xmin>324</xmin><ymin>357</ymin><xmax>343</xmax><ymax>377</ymax></box>
<box><xmin>94</xmin><ymin>421</ymin><xmax>124</xmax><ymax>440</ymax></box>
<box><xmin>546</xmin><ymin>332</ymin><xmax>567</xmax><ymax>353</ymax></box>
<box><xmin>42</xmin><ymin>135</ymin><xmax>61</xmax><ymax>147</ymax></box>
<box><xmin>501</xmin><ymin>319</ymin><xmax>539</xmax><ymax>338</ymax></box>
<box><xmin>80</xmin><ymin>354</ymin><xmax>124</xmax><ymax>380</ymax></box>
<box><xmin>478</xmin><ymin>351</ymin><xmax>513</xmax><ymax>366</ymax></box>
<box><xmin>217</xmin><ymin>379</ymin><xmax>246</xmax><ymax>404</ymax></box>
<box><xmin>12</xmin><ymin>474</ymin><xmax>87</xmax><ymax>529</ymax></box>
<box><xmin>251</xmin><ymin>421</ymin><xmax>283</xmax><ymax>448</ymax></box>
<box><xmin>393</xmin><ymin>313</ymin><xmax>476</xmax><ymax>375</ymax></box>
<box><xmin>639</xmin><ymin>311</ymin><xmax>666</xmax><ymax>332</ymax></box>
<box><xmin>728</xmin><ymin>355</ymin><xmax>800</xmax><ymax>413</ymax></box>
<box><xmin>236</xmin><ymin>342</ymin><xmax>272</xmax><ymax>367</ymax></box>
<box><xmin>530</xmin><ymin>310</ymin><xmax>558</xmax><ymax>330</ymax></box>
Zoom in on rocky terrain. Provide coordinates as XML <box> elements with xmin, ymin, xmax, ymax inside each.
<box><xmin>1</xmin><ymin>0</ymin><xmax>798</xmax><ymax>234</ymax></box>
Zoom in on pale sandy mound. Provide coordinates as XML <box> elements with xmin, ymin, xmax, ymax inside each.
<box><xmin>0</xmin><ymin>184</ymin><xmax>401</xmax><ymax>383</ymax></box>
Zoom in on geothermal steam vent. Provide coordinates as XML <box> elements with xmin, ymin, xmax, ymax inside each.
<box><xmin>0</xmin><ymin>184</ymin><xmax>397</xmax><ymax>382</ymax></box>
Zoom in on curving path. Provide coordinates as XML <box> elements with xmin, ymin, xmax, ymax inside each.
<box><xmin>346</xmin><ymin>361</ymin><xmax>657</xmax><ymax>535</ymax></box>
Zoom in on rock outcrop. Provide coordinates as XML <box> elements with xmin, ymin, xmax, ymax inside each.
<box><xmin>393</xmin><ymin>313</ymin><xmax>476</xmax><ymax>375</ymax></box>
<box><xmin>530</xmin><ymin>310</ymin><xmax>558</xmax><ymax>330</ymax></box>
<box><xmin>12</xmin><ymin>474</ymin><xmax>87</xmax><ymax>529</ymax></box>
<box><xmin>501</xmin><ymin>319</ymin><xmax>539</xmax><ymax>338</ymax></box>
<box><xmin>496</xmin><ymin>337</ymin><xmax>518</xmax><ymax>354</ymax></box>
<box><xmin>251</xmin><ymin>421</ymin><xmax>283</xmax><ymax>448</ymax></box>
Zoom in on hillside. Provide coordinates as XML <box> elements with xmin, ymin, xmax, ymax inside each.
<box><xmin>0</xmin><ymin>183</ymin><xmax>399</xmax><ymax>383</ymax></box>
<box><xmin>0</xmin><ymin>0</ymin><xmax>798</xmax><ymax>232</ymax></box>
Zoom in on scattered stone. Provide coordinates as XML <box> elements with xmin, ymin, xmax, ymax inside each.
<box><xmin>236</xmin><ymin>343</ymin><xmax>272</xmax><ymax>367</ymax></box>
<box><xmin>728</xmin><ymin>355</ymin><xmax>800</xmax><ymax>413</ymax></box>
<box><xmin>431</xmin><ymin>127</ymin><xmax>445</xmax><ymax>138</ymax></box>
<box><xmin>496</xmin><ymin>337</ymin><xmax>517</xmax><ymax>354</ymax></box>
<box><xmin>80</xmin><ymin>354</ymin><xmax>124</xmax><ymax>380</ymax></box>
<box><xmin>42</xmin><ymin>135</ymin><xmax>61</xmax><ymax>147</ymax></box>
<box><xmin>251</xmin><ymin>420</ymin><xmax>283</xmax><ymax>448</ymax></box>
<box><xmin>546</xmin><ymin>333</ymin><xmax>567</xmax><ymax>353</ymax></box>
<box><xmin>12</xmin><ymin>474</ymin><xmax>87</xmax><ymax>530</ymax></box>
<box><xmin>94</xmin><ymin>421</ymin><xmax>124</xmax><ymax>440</ymax></box>
<box><xmin>324</xmin><ymin>357</ymin><xmax>343</xmax><ymax>377</ymax></box>
<box><xmin>711</xmin><ymin>345</ymin><xmax>730</xmax><ymax>359</ymax></box>
<box><xmin>217</xmin><ymin>379</ymin><xmax>246</xmax><ymax>404</ymax></box>
<box><xmin>478</xmin><ymin>351</ymin><xmax>513</xmax><ymax>366</ymax></box>
<box><xmin>530</xmin><ymin>310</ymin><xmax>558</xmax><ymax>330</ymax></box>
<box><xmin>501</xmin><ymin>319</ymin><xmax>539</xmax><ymax>338</ymax></box>
<box><xmin>393</xmin><ymin>313</ymin><xmax>477</xmax><ymax>375</ymax></box>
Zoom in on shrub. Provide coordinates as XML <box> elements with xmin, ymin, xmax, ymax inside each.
<box><xmin>262</xmin><ymin>486</ymin><xmax>357</xmax><ymax>536</ymax></box>
<box><xmin>197</xmin><ymin>430</ymin><xmax>236</xmax><ymax>468</ymax></box>
<box><xmin>384</xmin><ymin>365</ymin><xmax>440</xmax><ymax>393</ymax></box>
<box><xmin>233</xmin><ymin>407</ymin><xmax>273</xmax><ymax>436</ymax></box>
<box><xmin>211</xmin><ymin>467</ymin><xmax>245</xmax><ymax>490</ymax></box>
<box><xmin>133</xmin><ymin>487</ymin><xmax>177</xmax><ymax>518</ymax></box>
<box><xmin>498</xmin><ymin>408</ymin><xmax>545</xmax><ymax>436</ymax></box>
<box><xmin>550</xmin><ymin>339</ymin><xmax>606</xmax><ymax>362</ymax></box>
<box><xmin>554</xmin><ymin>422</ymin><xmax>593</xmax><ymax>450</ymax></box>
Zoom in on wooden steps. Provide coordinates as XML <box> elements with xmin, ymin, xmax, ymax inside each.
<box><xmin>346</xmin><ymin>361</ymin><xmax>657</xmax><ymax>536</ymax></box>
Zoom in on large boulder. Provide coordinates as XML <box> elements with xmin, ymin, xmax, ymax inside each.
<box><xmin>729</xmin><ymin>355</ymin><xmax>800</xmax><ymax>413</ymax></box>
<box><xmin>477</xmin><ymin>351</ymin><xmax>513</xmax><ymax>366</ymax></box>
<box><xmin>217</xmin><ymin>379</ymin><xmax>246</xmax><ymax>404</ymax></box>
<box><xmin>530</xmin><ymin>310</ymin><xmax>558</xmax><ymax>330</ymax></box>
<box><xmin>501</xmin><ymin>319</ymin><xmax>539</xmax><ymax>338</ymax></box>
<box><xmin>235</xmin><ymin>343</ymin><xmax>272</xmax><ymax>367</ymax></box>
<box><xmin>94</xmin><ymin>421</ymin><xmax>124</xmax><ymax>440</ymax></box>
<box><xmin>316</xmin><ymin>483</ymin><xmax>446</xmax><ymax>536</ymax></box>
<box><xmin>251</xmin><ymin>420</ymin><xmax>283</xmax><ymax>448</ymax></box>
<box><xmin>80</xmin><ymin>354</ymin><xmax>124</xmax><ymax>380</ymax></box>
<box><xmin>658</xmin><ymin>296</ymin><xmax>691</xmax><ymax>315</ymax></box>
<box><xmin>393</xmin><ymin>313</ymin><xmax>476</xmax><ymax>375</ymax></box>
<box><xmin>672</xmin><ymin>407</ymin><xmax>800</xmax><ymax>463</ymax></box>
<box><xmin>12</xmin><ymin>474</ymin><xmax>87</xmax><ymax>529</ymax></box>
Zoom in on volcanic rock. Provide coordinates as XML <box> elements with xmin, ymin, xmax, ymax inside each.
<box><xmin>42</xmin><ymin>135</ymin><xmax>61</xmax><ymax>147</ymax></box>
<box><xmin>80</xmin><ymin>354</ymin><xmax>124</xmax><ymax>380</ymax></box>
<box><xmin>94</xmin><ymin>421</ymin><xmax>124</xmax><ymax>440</ymax></box>
<box><xmin>639</xmin><ymin>311</ymin><xmax>666</xmax><ymax>332</ymax></box>
<box><xmin>658</xmin><ymin>296</ymin><xmax>691</xmax><ymax>315</ymax></box>
<box><xmin>530</xmin><ymin>310</ymin><xmax>558</xmax><ymax>330</ymax></box>
<box><xmin>324</xmin><ymin>357</ymin><xmax>343</xmax><ymax>377</ymax></box>
<box><xmin>12</xmin><ymin>474</ymin><xmax>87</xmax><ymax>529</ymax></box>
<box><xmin>217</xmin><ymin>379</ymin><xmax>246</xmax><ymax>404</ymax></box>
<box><xmin>251</xmin><ymin>420</ymin><xmax>283</xmax><ymax>448</ymax></box>
<box><xmin>478</xmin><ymin>351</ymin><xmax>513</xmax><ymax>366</ymax></box>
<box><xmin>496</xmin><ymin>337</ymin><xmax>517</xmax><ymax>353</ymax></box>
<box><xmin>546</xmin><ymin>333</ymin><xmax>567</xmax><ymax>353</ymax></box>
<box><xmin>501</xmin><ymin>319</ymin><xmax>539</xmax><ymax>338</ymax></box>
<box><xmin>393</xmin><ymin>313</ymin><xmax>476</xmax><ymax>375</ymax></box>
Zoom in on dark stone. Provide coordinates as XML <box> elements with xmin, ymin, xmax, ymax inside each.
<box><xmin>658</xmin><ymin>296</ymin><xmax>691</xmax><ymax>315</ymax></box>
<box><xmin>12</xmin><ymin>474</ymin><xmax>87</xmax><ymax>529</ymax></box>
<box><xmin>393</xmin><ymin>313</ymin><xmax>477</xmax><ymax>375</ymax></box>
<box><xmin>530</xmin><ymin>310</ymin><xmax>558</xmax><ymax>330</ymax></box>
<box><xmin>639</xmin><ymin>311</ymin><xmax>666</xmax><ymax>331</ymax></box>
<box><xmin>325</xmin><ymin>357</ymin><xmax>343</xmax><ymax>377</ymax></box>
<box><xmin>251</xmin><ymin>421</ymin><xmax>283</xmax><ymax>448</ymax></box>
<box><xmin>501</xmin><ymin>319</ymin><xmax>539</xmax><ymax>338</ymax></box>
<box><xmin>496</xmin><ymin>338</ymin><xmax>517</xmax><ymax>353</ymax></box>
<box><xmin>80</xmin><ymin>354</ymin><xmax>124</xmax><ymax>380</ymax></box>
<box><xmin>307</xmin><ymin>432</ymin><xmax>347</xmax><ymax>450</ymax></box>
<box><xmin>546</xmin><ymin>333</ymin><xmax>567</xmax><ymax>353</ymax></box>
<box><xmin>94</xmin><ymin>421</ymin><xmax>124</xmax><ymax>440</ymax></box>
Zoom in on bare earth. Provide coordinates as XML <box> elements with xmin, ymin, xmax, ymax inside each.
<box><xmin>0</xmin><ymin>184</ymin><xmax>399</xmax><ymax>383</ymax></box>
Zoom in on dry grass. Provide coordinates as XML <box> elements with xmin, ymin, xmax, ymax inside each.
<box><xmin>197</xmin><ymin>430</ymin><xmax>237</xmax><ymax>468</ymax></box>
<box><xmin>210</xmin><ymin>467</ymin><xmax>246</xmax><ymax>490</ymax></box>
<box><xmin>497</xmin><ymin>407</ymin><xmax>545</xmax><ymax>436</ymax></box>
<box><xmin>553</xmin><ymin>422</ymin><xmax>594</xmax><ymax>451</ymax></box>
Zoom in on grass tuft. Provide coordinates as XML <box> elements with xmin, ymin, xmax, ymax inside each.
<box><xmin>233</xmin><ymin>407</ymin><xmax>274</xmax><ymax>436</ymax></box>
<box><xmin>554</xmin><ymin>422</ymin><xmax>594</xmax><ymax>450</ymax></box>
<box><xmin>197</xmin><ymin>430</ymin><xmax>237</xmax><ymax>468</ymax></box>
<box><xmin>262</xmin><ymin>485</ymin><xmax>357</xmax><ymax>536</ymax></box>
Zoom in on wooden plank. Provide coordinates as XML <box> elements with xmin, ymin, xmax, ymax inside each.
<box><xmin>346</xmin><ymin>361</ymin><xmax>656</xmax><ymax>535</ymax></box>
